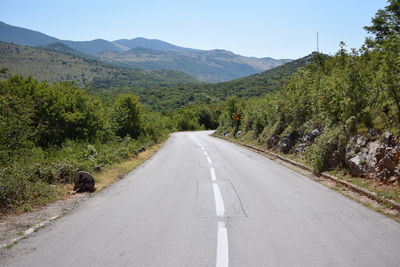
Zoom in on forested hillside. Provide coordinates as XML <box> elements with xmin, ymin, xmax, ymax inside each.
<box><xmin>0</xmin><ymin>42</ymin><xmax>198</xmax><ymax>87</ymax></box>
<box><xmin>217</xmin><ymin>1</ymin><xmax>400</xmax><ymax>192</ymax></box>
<box><xmin>97</xmin><ymin>48</ymin><xmax>291</xmax><ymax>83</ymax></box>
<box><xmin>95</xmin><ymin>54</ymin><xmax>312</xmax><ymax>110</ymax></box>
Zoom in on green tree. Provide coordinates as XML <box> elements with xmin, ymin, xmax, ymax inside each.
<box><xmin>110</xmin><ymin>94</ymin><xmax>143</xmax><ymax>138</ymax></box>
<box><xmin>0</xmin><ymin>95</ymin><xmax>34</xmax><ymax>165</ymax></box>
<box><xmin>374</xmin><ymin>36</ymin><xmax>400</xmax><ymax>125</ymax></box>
<box><xmin>0</xmin><ymin>76</ymin><xmax>103</xmax><ymax>147</ymax></box>
<box><xmin>364</xmin><ymin>0</ymin><xmax>400</xmax><ymax>43</ymax></box>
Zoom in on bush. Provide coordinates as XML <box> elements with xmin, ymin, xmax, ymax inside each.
<box><xmin>305</xmin><ymin>127</ymin><xmax>348</xmax><ymax>173</ymax></box>
<box><xmin>110</xmin><ymin>94</ymin><xmax>142</xmax><ymax>138</ymax></box>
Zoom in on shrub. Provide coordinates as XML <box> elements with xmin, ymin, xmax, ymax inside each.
<box><xmin>305</xmin><ymin>127</ymin><xmax>348</xmax><ymax>173</ymax></box>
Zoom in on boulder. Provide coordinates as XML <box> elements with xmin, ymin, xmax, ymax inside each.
<box><xmin>366</xmin><ymin>141</ymin><xmax>384</xmax><ymax>172</ymax></box>
<box><xmin>368</xmin><ymin>128</ymin><xmax>381</xmax><ymax>141</ymax></box>
<box><xmin>277</xmin><ymin>133</ymin><xmax>297</xmax><ymax>154</ymax></box>
<box><xmin>301</xmin><ymin>129</ymin><xmax>321</xmax><ymax>143</ymax></box>
<box><xmin>356</xmin><ymin>135</ymin><xmax>367</xmax><ymax>147</ymax></box>
<box><xmin>382</xmin><ymin>132</ymin><xmax>396</xmax><ymax>147</ymax></box>
<box><xmin>73</xmin><ymin>171</ymin><xmax>96</xmax><ymax>193</ymax></box>
<box><xmin>347</xmin><ymin>154</ymin><xmax>367</xmax><ymax>177</ymax></box>
<box><xmin>385</xmin><ymin>147</ymin><xmax>400</xmax><ymax>162</ymax></box>
<box><xmin>377</xmin><ymin>155</ymin><xmax>395</xmax><ymax>170</ymax></box>
<box><xmin>267</xmin><ymin>134</ymin><xmax>279</xmax><ymax>149</ymax></box>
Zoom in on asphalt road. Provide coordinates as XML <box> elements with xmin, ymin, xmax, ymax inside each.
<box><xmin>2</xmin><ymin>131</ymin><xmax>400</xmax><ymax>267</ymax></box>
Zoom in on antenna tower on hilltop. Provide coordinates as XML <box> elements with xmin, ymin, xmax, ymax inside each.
<box><xmin>317</xmin><ymin>32</ymin><xmax>319</xmax><ymax>53</ymax></box>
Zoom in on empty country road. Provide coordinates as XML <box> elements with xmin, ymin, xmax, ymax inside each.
<box><xmin>2</xmin><ymin>131</ymin><xmax>400</xmax><ymax>267</ymax></box>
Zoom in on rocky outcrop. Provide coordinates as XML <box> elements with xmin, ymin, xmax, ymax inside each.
<box><xmin>222</xmin><ymin>126</ymin><xmax>399</xmax><ymax>184</ymax></box>
<box><xmin>277</xmin><ymin>133</ymin><xmax>298</xmax><ymax>154</ymax></box>
<box><xmin>345</xmin><ymin>132</ymin><xmax>400</xmax><ymax>184</ymax></box>
<box><xmin>294</xmin><ymin>129</ymin><xmax>322</xmax><ymax>153</ymax></box>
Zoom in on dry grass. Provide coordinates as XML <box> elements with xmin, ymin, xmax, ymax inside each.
<box><xmin>328</xmin><ymin>170</ymin><xmax>400</xmax><ymax>203</ymax></box>
<box><xmin>93</xmin><ymin>143</ymin><xmax>163</xmax><ymax>191</ymax></box>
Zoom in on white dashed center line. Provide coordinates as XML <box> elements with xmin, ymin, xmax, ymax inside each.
<box><xmin>212</xmin><ymin>182</ymin><xmax>225</xmax><ymax>217</ymax></box>
<box><xmin>210</xmin><ymin>167</ymin><xmax>216</xmax><ymax>181</ymax></box>
<box><xmin>193</xmin><ymin>137</ymin><xmax>229</xmax><ymax>267</ymax></box>
<box><xmin>216</xmin><ymin>221</ymin><xmax>229</xmax><ymax>267</ymax></box>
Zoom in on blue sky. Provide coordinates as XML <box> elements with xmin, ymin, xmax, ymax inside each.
<box><xmin>0</xmin><ymin>0</ymin><xmax>387</xmax><ymax>59</ymax></box>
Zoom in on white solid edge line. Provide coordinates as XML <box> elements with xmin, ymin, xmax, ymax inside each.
<box><xmin>210</xmin><ymin>167</ymin><xmax>217</xmax><ymax>181</ymax></box>
<box><xmin>212</xmin><ymin>182</ymin><xmax>225</xmax><ymax>217</ymax></box>
<box><xmin>200</xmin><ymin>146</ymin><xmax>205</xmax><ymax>151</ymax></box>
<box><xmin>207</xmin><ymin>156</ymin><xmax>212</xmax><ymax>164</ymax></box>
<box><xmin>216</xmin><ymin>221</ymin><xmax>229</xmax><ymax>267</ymax></box>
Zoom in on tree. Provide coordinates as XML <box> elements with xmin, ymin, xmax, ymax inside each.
<box><xmin>375</xmin><ymin>36</ymin><xmax>400</xmax><ymax>124</ymax></box>
<box><xmin>364</xmin><ymin>0</ymin><xmax>400</xmax><ymax>43</ymax></box>
<box><xmin>0</xmin><ymin>76</ymin><xmax>103</xmax><ymax>147</ymax></box>
<box><xmin>0</xmin><ymin>95</ymin><xmax>34</xmax><ymax>165</ymax></box>
<box><xmin>110</xmin><ymin>94</ymin><xmax>143</xmax><ymax>138</ymax></box>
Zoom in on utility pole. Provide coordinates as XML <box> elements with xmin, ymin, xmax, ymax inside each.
<box><xmin>317</xmin><ymin>32</ymin><xmax>319</xmax><ymax>53</ymax></box>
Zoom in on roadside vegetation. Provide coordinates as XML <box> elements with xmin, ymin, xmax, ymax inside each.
<box><xmin>0</xmin><ymin>75</ymin><xmax>218</xmax><ymax>213</ymax></box>
<box><xmin>216</xmin><ymin>0</ymin><xmax>400</xmax><ymax>195</ymax></box>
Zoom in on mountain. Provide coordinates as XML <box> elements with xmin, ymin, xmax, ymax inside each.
<box><xmin>96</xmin><ymin>48</ymin><xmax>290</xmax><ymax>83</ymax></box>
<box><xmin>61</xmin><ymin>39</ymin><xmax>122</xmax><ymax>54</ymax></box>
<box><xmin>113</xmin><ymin>37</ymin><xmax>200</xmax><ymax>52</ymax></box>
<box><xmin>207</xmin><ymin>52</ymin><xmax>318</xmax><ymax>98</ymax></box>
<box><xmin>42</xmin><ymin>42</ymin><xmax>94</xmax><ymax>59</ymax></box>
<box><xmin>0</xmin><ymin>42</ymin><xmax>198</xmax><ymax>87</ymax></box>
<box><xmin>95</xmin><ymin>54</ymin><xmax>316</xmax><ymax>110</ymax></box>
<box><xmin>0</xmin><ymin>21</ymin><xmax>292</xmax><ymax>82</ymax></box>
<box><xmin>0</xmin><ymin>21</ymin><xmax>59</xmax><ymax>46</ymax></box>
<box><xmin>0</xmin><ymin>21</ymin><xmax>122</xmax><ymax>55</ymax></box>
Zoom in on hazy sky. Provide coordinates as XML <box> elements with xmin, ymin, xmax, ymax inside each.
<box><xmin>0</xmin><ymin>0</ymin><xmax>387</xmax><ymax>59</ymax></box>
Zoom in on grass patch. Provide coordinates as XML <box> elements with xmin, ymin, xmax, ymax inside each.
<box><xmin>1</xmin><ymin>140</ymin><xmax>166</xmax><ymax>215</ymax></box>
<box><xmin>94</xmin><ymin>143</ymin><xmax>163</xmax><ymax>190</ymax></box>
<box><xmin>328</xmin><ymin>170</ymin><xmax>400</xmax><ymax>203</ymax></box>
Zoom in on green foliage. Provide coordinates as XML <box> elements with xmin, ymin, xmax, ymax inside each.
<box><xmin>141</xmin><ymin>112</ymin><xmax>172</xmax><ymax>142</ymax></box>
<box><xmin>174</xmin><ymin>110</ymin><xmax>202</xmax><ymax>131</ymax></box>
<box><xmin>0</xmin><ymin>76</ymin><xmax>103</xmax><ymax>147</ymax></box>
<box><xmin>0</xmin><ymin>94</ymin><xmax>34</xmax><ymax>165</ymax></box>
<box><xmin>364</xmin><ymin>0</ymin><xmax>400</xmax><ymax>43</ymax></box>
<box><xmin>0</xmin><ymin>73</ymin><xmax>218</xmax><ymax>212</ymax></box>
<box><xmin>305</xmin><ymin>127</ymin><xmax>347</xmax><ymax>173</ymax></box>
<box><xmin>92</xmin><ymin>54</ymin><xmax>312</xmax><ymax>111</ymax></box>
<box><xmin>217</xmin><ymin>3</ymin><xmax>400</xmax><ymax>172</ymax></box>
<box><xmin>110</xmin><ymin>94</ymin><xmax>142</xmax><ymax>138</ymax></box>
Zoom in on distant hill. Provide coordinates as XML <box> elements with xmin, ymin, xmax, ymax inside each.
<box><xmin>0</xmin><ymin>42</ymin><xmax>198</xmax><ymax>87</ymax></box>
<box><xmin>42</xmin><ymin>42</ymin><xmax>94</xmax><ymax>59</ymax></box>
<box><xmin>206</xmin><ymin>52</ymin><xmax>318</xmax><ymax>98</ymax></box>
<box><xmin>0</xmin><ymin>21</ymin><xmax>58</xmax><ymax>46</ymax></box>
<box><xmin>97</xmin><ymin>48</ymin><xmax>291</xmax><ymax>83</ymax></box>
<box><xmin>113</xmin><ymin>37</ymin><xmax>200</xmax><ymax>52</ymax></box>
<box><xmin>94</xmin><ymin>54</ymin><xmax>317</xmax><ymax>110</ymax></box>
<box><xmin>0</xmin><ymin>21</ymin><xmax>292</xmax><ymax>82</ymax></box>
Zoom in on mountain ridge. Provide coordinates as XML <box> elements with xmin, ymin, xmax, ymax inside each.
<box><xmin>0</xmin><ymin>20</ymin><xmax>292</xmax><ymax>82</ymax></box>
<box><xmin>0</xmin><ymin>42</ymin><xmax>198</xmax><ymax>87</ymax></box>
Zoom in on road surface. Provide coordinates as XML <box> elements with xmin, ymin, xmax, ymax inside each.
<box><xmin>2</xmin><ymin>131</ymin><xmax>400</xmax><ymax>267</ymax></box>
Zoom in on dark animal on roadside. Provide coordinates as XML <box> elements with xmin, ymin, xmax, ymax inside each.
<box><xmin>73</xmin><ymin>171</ymin><xmax>96</xmax><ymax>193</ymax></box>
